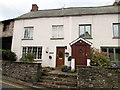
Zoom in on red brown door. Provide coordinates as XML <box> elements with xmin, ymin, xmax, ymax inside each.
<box><xmin>75</xmin><ymin>45</ymin><xmax>87</xmax><ymax>65</ymax></box>
<box><xmin>56</xmin><ymin>47</ymin><xmax>65</xmax><ymax>67</ymax></box>
<box><xmin>71</xmin><ymin>40</ymin><xmax>90</xmax><ymax>66</ymax></box>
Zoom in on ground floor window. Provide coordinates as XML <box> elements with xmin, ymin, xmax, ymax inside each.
<box><xmin>101</xmin><ymin>47</ymin><xmax>120</xmax><ymax>63</ymax></box>
<box><xmin>22</xmin><ymin>46</ymin><xmax>42</xmax><ymax>59</ymax></box>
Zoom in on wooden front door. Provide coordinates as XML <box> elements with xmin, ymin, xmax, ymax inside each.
<box><xmin>56</xmin><ymin>47</ymin><xmax>65</xmax><ymax>67</ymax></box>
<box><xmin>75</xmin><ymin>45</ymin><xmax>87</xmax><ymax>65</ymax></box>
<box><xmin>72</xmin><ymin>40</ymin><xmax>90</xmax><ymax>66</ymax></box>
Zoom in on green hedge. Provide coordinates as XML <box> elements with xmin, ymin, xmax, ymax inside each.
<box><xmin>20</xmin><ymin>53</ymin><xmax>35</xmax><ymax>62</ymax></box>
<box><xmin>1</xmin><ymin>49</ymin><xmax>17</xmax><ymax>61</ymax></box>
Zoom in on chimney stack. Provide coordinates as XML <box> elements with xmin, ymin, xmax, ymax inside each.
<box><xmin>31</xmin><ymin>4</ymin><xmax>39</xmax><ymax>11</ymax></box>
<box><xmin>113</xmin><ymin>0</ymin><xmax>120</xmax><ymax>6</ymax></box>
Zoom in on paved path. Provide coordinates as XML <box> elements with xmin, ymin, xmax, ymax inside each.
<box><xmin>1</xmin><ymin>81</ymin><xmax>17</xmax><ymax>89</ymax></box>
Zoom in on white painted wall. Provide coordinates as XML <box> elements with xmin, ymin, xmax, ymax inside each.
<box><xmin>70</xmin><ymin>14</ymin><xmax>119</xmax><ymax>49</ymax></box>
<box><xmin>12</xmin><ymin>14</ymin><xmax>120</xmax><ymax>67</ymax></box>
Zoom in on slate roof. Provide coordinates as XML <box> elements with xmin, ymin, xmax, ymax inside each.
<box><xmin>16</xmin><ymin>5</ymin><xmax>120</xmax><ymax>20</ymax></box>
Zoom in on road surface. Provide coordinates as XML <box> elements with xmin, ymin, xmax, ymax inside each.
<box><xmin>0</xmin><ymin>80</ymin><xmax>26</xmax><ymax>89</ymax></box>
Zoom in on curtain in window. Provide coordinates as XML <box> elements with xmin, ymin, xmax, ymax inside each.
<box><xmin>24</xmin><ymin>27</ymin><xmax>33</xmax><ymax>39</ymax></box>
<box><xmin>113</xmin><ymin>24</ymin><xmax>119</xmax><ymax>37</ymax></box>
<box><xmin>52</xmin><ymin>25</ymin><xmax>63</xmax><ymax>38</ymax></box>
<box><xmin>79</xmin><ymin>26</ymin><xmax>84</xmax><ymax>37</ymax></box>
<box><xmin>79</xmin><ymin>25</ymin><xmax>91</xmax><ymax>38</ymax></box>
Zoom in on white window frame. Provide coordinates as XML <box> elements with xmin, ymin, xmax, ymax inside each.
<box><xmin>101</xmin><ymin>47</ymin><xmax>120</xmax><ymax>61</ymax></box>
<box><xmin>52</xmin><ymin>25</ymin><xmax>64</xmax><ymax>39</ymax></box>
<box><xmin>113</xmin><ymin>23</ymin><xmax>120</xmax><ymax>38</ymax></box>
<box><xmin>79</xmin><ymin>24</ymin><xmax>92</xmax><ymax>38</ymax></box>
<box><xmin>22</xmin><ymin>46</ymin><xmax>43</xmax><ymax>60</ymax></box>
<box><xmin>23</xmin><ymin>27</ymin><xmax>34</xmax><ymax>39</ymax></box>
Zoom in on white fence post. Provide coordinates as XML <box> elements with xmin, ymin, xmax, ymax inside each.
<box><xmin>87</xmin><ymin>59</ymin><xmax>91</xmax><ymax>66</ymax></box>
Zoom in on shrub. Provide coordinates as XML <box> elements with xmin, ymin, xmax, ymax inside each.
<box><xmin>90</xmin><ymin>48</ymin><xmax>110</xmax><ymax>67</ymax></box>
<box><xmin>20</xmin><ymin>53</ymin><xmax>35</xmax><ymax>62</ymax></box>
<box><xmin>1</xmin><ymin>49</ymin><xmax>17</xmax><ymax>61</ymax></box>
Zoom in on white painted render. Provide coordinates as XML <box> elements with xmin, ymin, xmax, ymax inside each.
<box><xmin>11</xmin><ymin>14</ymin><xmax>120</xmax><ymax>67</ymax></box>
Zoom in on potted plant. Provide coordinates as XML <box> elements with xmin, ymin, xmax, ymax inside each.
<box><xmin>61</xmin><ymin>65</ymin><xmax>70</xmax><ymax>72</ymax></box>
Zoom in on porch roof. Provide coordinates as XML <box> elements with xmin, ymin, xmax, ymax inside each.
<box><xmin>69</xmin><ymin>37</ymin><xmax>92</xmax><ymax>46</ymax></box>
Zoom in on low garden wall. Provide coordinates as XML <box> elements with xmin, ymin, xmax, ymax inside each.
<box><xmin>77</xmin><ymin>66</ymin><xmax>120</xmax><ymax>89</ymax></box>
<box><xmin>2</xmin><ymin>61</ymin><xmax>42</xmax><ymax>82</ymax></box>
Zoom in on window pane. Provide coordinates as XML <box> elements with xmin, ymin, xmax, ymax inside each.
<box><xmin>58</xmin><ymin>26</ymin><xmax>63</xmax><ymax>38</ymax></box>
<box><xmin>109</xmin><ymin>48</ymin><xmax>114</xmax><ymax>60</ymax></box>
<box><xmin>52</xmin><ymin>26</ymin><xmax>57</xmax><ymax>38</ymax></box>
<box><xmin>115</xmin><ymin>48</ymin><xmax>120</xmax><ymax>60</ymax></box>
<box><xmin>28</xmin><ymin>47</ymin><xmax>32</xmax><ymax>53</ymax></box>
<box><xmin>24</xmin><ymin>27</ymin><xmax>33</xmax><ymax>39</ymax></box>
<box><xmin>52</xmin><ymin>25</ymin><xmax>63</xmax><ymax>38</ymax></box>
<box><xmin>85</xmin><ymin>26</ymin><xmax>91</xmax><ymax>38</ymax></box>
<box><xmin>22</xmin><ymin>47</ymin><xmax>42</xmax><ymax>59</ymax></box>
<box><xmin>33</xmin><ymin>47</ymin><xmax>37</xmax><ymax>59</ymax></box>
<box><xmin>59</xmin><ymin>50</ymin><xmax>63</xmax><ymax>58</ymax></box>
<box><xmin>79</xmin><ymin>26</ymin><xmax>84</xmax><ymax>37</ymax></box>
<box><xmin>29</xmin><ymin>27</ymin><xmax>33</xmax><ymax>39</ymax></box>
<box><xmin>38</xmin><ymin>47</ymin><xmax>42</xmax><ymax>59</ymax></box>
<box><xmin>113</xmin><ymin>24</ymin><xmax>119</xmax><ymax>37</ymax></box>
<box><xmin>79</xmin><ymin>25</ymin><xmax>91</xmax><ymax>38</ymax></box>
<box><xmin>24</xmin><ymin>28</ymin><xmax>28</xmax><ymax>38</ymax></box>
<box><xmin>23</xmin><ymin>47</ymin><xmax>26</xmax><ymax>54</ymax></box>
<box><xmin>101</xmin><ymin>48</ymin><xmax>107</xmax><ymax>52</ymax></box>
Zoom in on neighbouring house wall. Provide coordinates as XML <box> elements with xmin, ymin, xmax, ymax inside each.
<box><xmin>2</xmin><ymin>21</ymin><xmax>14</xmax><ymax>37</ymax></box>
<box><xmin>0</xmin><ymin>23</ymin><xmax>3</xmax><ymax>49</ymax></box>
<box><xmin>1</xmin><ymin>20</ymin><xmax>14</xmax><ymax>50</ymax></box>
<box><xmin>77</xmin><ymin>66</ymin><xmax>120</xmax><ymax>88</ymax></box>
<box><xmin>2</xmin><ymin>61</ymin><xmax>42</xmax><ymax>82</ymax></box>
<box><xmin>0</xmin><ymin>22</ymin><xmax>3</xmax><ymax>37</ymax></box>
<box><xmin>2</xmin><ymin>36</ymin><xmax>12</xmax><ymax>50</ymax></box>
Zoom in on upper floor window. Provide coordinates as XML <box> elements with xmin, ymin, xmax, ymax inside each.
<box><xmin>3</xmin><ymin>21</ymin><xmax>10</xmax><ymax>32</ymax></box>
<box><xmin>113</xmin><ymin>23</ymin><xmax>120</xmax><ymax>38</ymax></box>
<box><xmin>79</xmin><ymin>24</ymin><xmax>92</xmax><ymax>39</ymax></box>
<box><xmin>52</xmin><ymin>25</ymin><xmax>64</xmax><ymax>39</ymax></box>
<box><xmin>23</xmin><ymin>27</ymin><xmax>33</xmax><ymax>39</ymax></box>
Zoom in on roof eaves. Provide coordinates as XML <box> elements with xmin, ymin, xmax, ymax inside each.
<box><xmin>70</xmin><ymin>37</ymin><xmax>92</xmax><ymax>46</ymax></box>
<box><xmin>15</xmin><ymin>12</ymin><xmax>120</xmax><ymax>20</ymax></box>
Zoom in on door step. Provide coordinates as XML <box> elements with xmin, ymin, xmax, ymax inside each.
<box><xmin>38</xmin><ymin>70</ymin><xmax>78</xmax><ymax>88</ymax></box>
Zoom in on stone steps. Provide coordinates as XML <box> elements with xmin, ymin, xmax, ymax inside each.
<box><xmin>38</xmin><ymin>71</ymin><xmax>77</xmax><ymax>88</ymax></box>
<box><xmin>41</xmin><ymin>76</ymin><xmax>77</xmax><ymax>83</ymax></box>
<box><xmin>36</xmin><ymin>82</ymin><xmax>77</xmax><ymax>88</ymax></box>
<box><xmin>39</xmin><ymin>79</ymin><xmax>77</xmax><ymax>87</ymax></box>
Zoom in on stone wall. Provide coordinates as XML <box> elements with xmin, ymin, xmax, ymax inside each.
<box><xmin>77</xmin><ymin>66</ymin><xmax>120</xmax><ymax>89</ymax></box>
<box><xmin>2</xmin><ymin>20</ymin><xmax>14</xmax><ymax>37</ymax></box>
<box><xmin>2</xmin><ymin>61</ymin><xmax>42</xmax><ymax>82</ymax></box>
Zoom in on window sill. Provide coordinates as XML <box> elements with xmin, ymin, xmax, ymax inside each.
<box><xmin>82</xmin><ymin>37</ymin><xmax>93</xmax><ymax>39</ymax></box>
<box><xmin>34</xmin><ymin>59</ymin><xmax>42</xmax><ymax>61</ymax></box>
<box><xmin>50</xmin><ymin>38</ymin><xmax>64</xmax><ymax>40</ymax></box>
<box><xmin>112</xmin><ymin>37</ymin><xmax>120</xmax><ymax>39</ymax></box>
<box><xmin>22</xmin><ymin>38</ymin><xmax>33</xmax><ymax>40</ymax></box>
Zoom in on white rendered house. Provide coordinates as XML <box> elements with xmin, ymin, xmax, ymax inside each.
<box><xmin>12</xmin><ymin>2</ymin><xmax>120</xmax><ymax>67</ymax></box>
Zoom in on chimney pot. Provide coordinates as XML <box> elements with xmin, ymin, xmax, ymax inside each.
<box><xmin>31</xmin><ymin>4</ymin><xmax>38</xmax><ymax>11</ymax></box>
<box><xmin>113</xmin><ymin>0</ymin><xmax>120</xmax><ymax>6</ymax></box>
